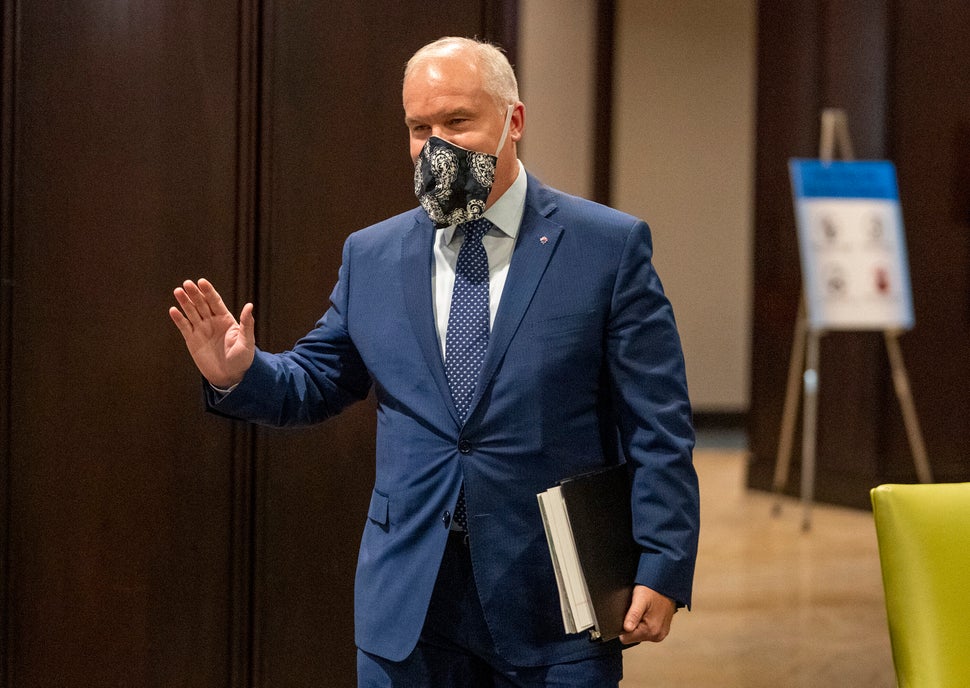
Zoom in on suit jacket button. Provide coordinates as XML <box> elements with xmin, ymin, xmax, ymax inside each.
<box><xmin>458</xmin><ymin>440</ymin><xmax>472</xmax><ymax>454</ymax></box>
<box><xmin>442</xmin><ymin>511</ymin><xmax>452</xmax><ymax>528</ymax></box>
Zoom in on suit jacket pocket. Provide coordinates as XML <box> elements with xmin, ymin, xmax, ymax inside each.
<box><xmin>367</xmin><ymin>489</ymin><xmax>390</xmax><ymax>526</ymax></box>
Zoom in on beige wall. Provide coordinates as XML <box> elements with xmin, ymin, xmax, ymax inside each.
<box><xmin>518</xmin><ymin>0</ymin><xmax>756</xmax><ymax>413</ymax></box>
<box><xmin>518</xmin><ymin>0</ymin><xmax>597</xmax><ymax>199</ymax></box>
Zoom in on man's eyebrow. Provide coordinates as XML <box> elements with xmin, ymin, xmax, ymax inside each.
<box><xmin>405</xmin><ymin>108</ymin><xmax>477</xmax><ymax>127</ymax></box>
<box><xmin>442</xmin><ymin>108</ymin><xmax>476</xmax><ymax>119</ymax></box>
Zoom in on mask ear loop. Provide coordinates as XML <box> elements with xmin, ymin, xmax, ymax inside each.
<box><xmin>493</xmin><ymin>104</ymin><xmax>515</xmax><ymax>156</ymax></box>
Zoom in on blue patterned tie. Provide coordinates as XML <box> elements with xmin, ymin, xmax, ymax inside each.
<box><xmin>445</xmin><ymin>218</ymin><xmax>492</xmax><ymax>530</ymax></box>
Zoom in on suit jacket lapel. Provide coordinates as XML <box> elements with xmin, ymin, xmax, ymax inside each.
<box><xmin>401</xmin><ymin>215</ymin><xmax>461</xmax><ymax>425</ymax></box>
<box><xmin>468</xmin><ymin>179</ymin><xmax>563</xmax><ymax>418</ymax></box>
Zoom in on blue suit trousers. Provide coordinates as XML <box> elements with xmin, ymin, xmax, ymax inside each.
<box><xmin>356</xmin><ymin>532</ymin><xmax>623</xmax><ymax>688</ymax></box>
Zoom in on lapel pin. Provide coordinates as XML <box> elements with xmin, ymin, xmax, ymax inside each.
<box><xmin>540</xmin><ymin>236</ymin><xmax>548</xmax><ymax>244</ymax></box>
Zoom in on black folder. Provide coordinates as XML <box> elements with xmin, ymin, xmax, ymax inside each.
<box><xmin>537</xmin><ymin>464</ymin><xmax>640</xmax><ymax>641</ymax></box>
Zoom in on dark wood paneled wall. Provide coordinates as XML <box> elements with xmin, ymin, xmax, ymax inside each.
<box><xmin>749</xmin><ymin>0</ymin><xmax>970</xmax><ymax>507</ymax></box>
<box><xmin>0</xmin><ymin>2</ymin><xmax>516</xmax><ymax>686</ymax></box>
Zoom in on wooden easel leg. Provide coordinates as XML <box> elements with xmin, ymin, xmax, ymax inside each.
<box><xmin>800</xmin><ymin>332</ymin><xmax>821</xmax><ymax>531</ymax></box>
<box><xmin>883</xmin><ymin>331</ymin><xmax>933</xmax><ymax>483</ymax></box>
<box><xmin>772</xmin><ymin>299</ymin><xmax>807</xmax><ymax>516</ymax></box>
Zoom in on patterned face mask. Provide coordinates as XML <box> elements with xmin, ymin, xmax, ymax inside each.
<box><xmin>414</xmin><ymin>105</ymin><xmax>514</xmax><ymax>228</ymax></box>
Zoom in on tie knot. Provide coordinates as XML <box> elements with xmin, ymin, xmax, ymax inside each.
<box><xmin>460</xmin><ymin>218</ymin><xmax>492</xmax><ymax>244</ymax></box>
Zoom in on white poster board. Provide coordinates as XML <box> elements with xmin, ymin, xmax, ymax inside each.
<box><xmin>789</xmin><ymin>159</ymin><xmax>914</xmax><ymax>331</ymax></box>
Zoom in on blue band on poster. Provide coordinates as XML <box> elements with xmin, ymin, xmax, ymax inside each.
<box><xmin>790</xmin><ymin>159</ymin><xmax>899</xmax><ymax>200</ymax></box>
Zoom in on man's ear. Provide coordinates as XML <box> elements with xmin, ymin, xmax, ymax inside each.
<box><xmin>510</xmin><ymin>102</ymin><xmax>526</xmax><ymax>142</ymax></box>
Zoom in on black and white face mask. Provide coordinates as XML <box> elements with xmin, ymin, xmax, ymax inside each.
<box><xmin>413</xmin><ymin>105</ymin><xmax>514</xmax><ymax>228</ymax></box>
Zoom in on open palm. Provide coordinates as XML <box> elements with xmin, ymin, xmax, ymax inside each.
<box><xmin>169</xmin><ymin>278</ymin><xmax>256</xmax><ymax>388</ymax></box>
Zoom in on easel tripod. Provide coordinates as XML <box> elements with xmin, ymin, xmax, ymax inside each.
<box><xmin>770</xmin><ymin>109</ymin><xmax>933</xmax><ymax>530</ymax></box>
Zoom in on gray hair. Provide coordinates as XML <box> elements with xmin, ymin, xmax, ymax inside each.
<box><xmin>405</xmin><ymin>37</ymin><xmax>519</xmax><ymax>112</ymax></box>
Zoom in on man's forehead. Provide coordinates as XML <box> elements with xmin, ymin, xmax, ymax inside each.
<box><xmin>403</xmin><ymin>69</ymin><xmax>486</xmax><ymax>119</ymax></box>
<box><xmin>405</xmin><ymin>54</ymin><xmax>481</xmax><ymax>91</ymax></box>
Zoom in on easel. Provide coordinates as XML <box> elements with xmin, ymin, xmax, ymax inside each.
<box><xmin>770</xmin><ymin>109</ymin><xmax>934</xmax><ymax>531</ymax></box>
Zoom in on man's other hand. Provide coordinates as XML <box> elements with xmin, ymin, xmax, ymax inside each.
<box><xmin>619</xmin><ymin>584</ymin><xmax>677</xmax><ymax>644</ymax></box>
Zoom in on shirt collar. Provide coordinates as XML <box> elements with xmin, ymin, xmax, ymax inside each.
<box><xmin>442</xmin><ymin>160</ymin><xmax>527</xmax><ymax>244</ymax></box>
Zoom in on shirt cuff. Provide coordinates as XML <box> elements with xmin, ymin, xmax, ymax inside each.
<box><xmin>208</xmin><ymin>381</ymin><xmax>239</xmax><ymax>397</ymax></box>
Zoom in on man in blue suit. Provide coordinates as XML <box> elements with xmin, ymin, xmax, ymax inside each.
<box><xmin>170</xmin><ymin>36</ymin><xmax>699</xmax><ymax>688</ymax></box>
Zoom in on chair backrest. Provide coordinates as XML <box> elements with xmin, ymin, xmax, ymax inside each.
<box><xmin>871</xmin><ymin>483</ymin><xmax>970</xmax><ymax>687</ymax></box>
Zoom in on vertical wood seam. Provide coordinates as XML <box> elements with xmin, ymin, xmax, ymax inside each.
<box><xmin>230</xmin><ymin>0</ymin><xmax>263</xmax><ymax>686</ymax></box>
<box><xmin>0</xmin><ymin>0</ymin><xmax>17</xmax><ymax>684</ymax></box>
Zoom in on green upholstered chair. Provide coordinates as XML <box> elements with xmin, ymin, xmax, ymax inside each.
<box><xmin>871</xmin><ymin>483</ymin><xmax>970</xmax><ymax>687</ymax></box>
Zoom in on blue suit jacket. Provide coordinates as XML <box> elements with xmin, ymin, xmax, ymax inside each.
<box><xmin>208</xmin><ymin>174</ymin><xmax>699</xmax><ymax>667</ymax></box>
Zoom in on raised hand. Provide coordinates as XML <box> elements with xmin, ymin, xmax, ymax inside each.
<box><xmin>169</xmin><ymin>278</ymin><xmax>256</xmax><ymax>388</ymax></box>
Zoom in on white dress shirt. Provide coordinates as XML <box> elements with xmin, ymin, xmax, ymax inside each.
<box><xmin>433</xmin><ymin>160</ymin><xmax>528</xmax><ymax>359</ymax></box>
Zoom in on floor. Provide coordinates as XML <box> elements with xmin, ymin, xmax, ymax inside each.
<box><xmin>620</xmin><ymin>438</ymin><xmax>898</xmax><ymax>687</ymax></box>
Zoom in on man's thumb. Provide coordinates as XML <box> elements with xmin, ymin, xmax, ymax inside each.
<box><xmin>239</xmin><ymin>303</ymin><xmax>256</xmax><ymax>343</ymax></box>
<box><xmin>624</xmin><ymin>595</ymin><xmax>647</xmax><ymax>631</ymax></box>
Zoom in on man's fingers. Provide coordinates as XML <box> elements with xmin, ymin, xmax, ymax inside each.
<box><xmin>172</xmin><ymin>285</ymin><xmax>204</xmax><ymax>326</ymax></box>
<box><xmin>174</xmin><ymin>279</ymin><xmax>233</xmax><ymax>324</ymax></box>
<box><xmin>176</xmin><ymin>280</ymin><xmax>212</xmax><ymax>320</ymax></box>
<box><xmin>619</xmin><ymin>617</ymin><xmax>668</xmax><ymax>644</ymax></box>
<box><xmin>198</xmin><ymin>278</ymin><xmax>231</xmax><ymax>317</ymax></box>
<box><xmin>168</xmin><ymin>305</ymin><xmax>191</xmax><ymax>335</ymax></box>
<box><xmin>180</xmin><ymin>279</ymin><xmax>221</xmax><ymax>319</ymax></box>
